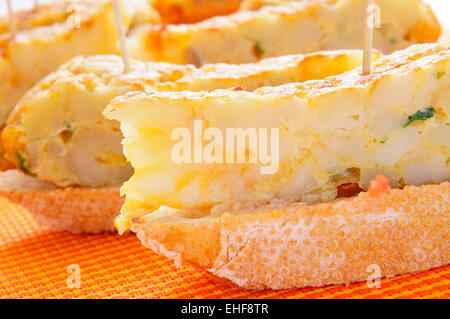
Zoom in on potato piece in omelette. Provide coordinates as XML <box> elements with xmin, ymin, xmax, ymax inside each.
<box><xmin>3</xmin><ymin>50</ymin><xmax>377</xmax><ymax>188</ymax></box>
<box><xmin>104</xmin><ymin>42</ymin><xmax>450</xmax><ymax>234</ymax></box>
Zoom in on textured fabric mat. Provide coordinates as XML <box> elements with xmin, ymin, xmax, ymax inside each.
<box><xmin>0</xmin><ymin>197</ymin><xmax>448</xmax><ymax>299</ymax></box>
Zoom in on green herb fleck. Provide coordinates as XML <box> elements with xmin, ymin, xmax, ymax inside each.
<box><xmin>379</xmin><ymin>137</ymin><xmax>388</xmax><ymax>144</ymax></box>
<box><xmin>16</xmin><ymin>153</ymin><xmax>31</xmax><ymax>174</ymax></box>
<box><xmin>253</xmin><ymin>41</ymin><xmax>264</xmax><ymax>58</ymax></box>
<box><xmin>446</xmin><ymin>122</ymin><xmax>449</xmax><ymax>126</ymax></box>
<box><xmin>389</xmin><ymin>38</ymin><xmax>397</xmax><ymax>44</ymax></box>
<box><xmin>403</xmin><ymin>107</ymin><xmax>436</xmax><ymax>128</ymax></box>
<box><xmin>437</xmin><ymin>71</ymin><xmax>445</xmax><ymax>80</ymax></box>
<box><xmin>63</xmin><ymin>120</ymin><xmax>72</xmax><ymax>130</ymax></box>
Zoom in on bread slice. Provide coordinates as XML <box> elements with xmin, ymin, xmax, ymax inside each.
<box><xmin>0</xmin><ymin>170</ymin><xmax>121</xmax><ymax>234</ymax></box>
<box><xmin>127</xmin><ymin>0</ymin><xmax>440</xmax><ymax>65</ymax></box>
<box><xmin>132</xmin><ymin>181</ymin><xmax>449</xmax><ymax>289</ymax></box>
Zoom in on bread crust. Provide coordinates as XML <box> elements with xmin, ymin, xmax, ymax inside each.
<box><xmin>133</xmin><ymin>182</ymin><xmax>450</xmax><ymax>289</ymax></box>
<box><xmin>0</xmin><ymin>187</ymin><xmax>122</xmax><ymax>234</ymax></box>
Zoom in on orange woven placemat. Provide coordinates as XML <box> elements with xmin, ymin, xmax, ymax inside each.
<box><xmin>0</xmin><ymin>197</ymin><xmax>448</xmax><ymax>299</ymax></box>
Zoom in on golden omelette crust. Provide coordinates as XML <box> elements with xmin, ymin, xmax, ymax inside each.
<box><xmin>133</xmin><ymin>182</ymin><xmax>450</xmax><ymax>290</ymax></box>
<box><xmin>0</xmin><ymin>187</ymin><xmax>122</xmax><ymax>234</ymax></box>
<box><xmin>108</xmin><ymin>42</ymin><xmax>449</xmax><ymax>106</ymax></box>
<box><xmin>153</xmin><ymin>0</ymin><xmax>242</xmax><ymax>24</ymax></box>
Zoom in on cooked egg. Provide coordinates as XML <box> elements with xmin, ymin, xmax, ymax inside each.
<box><xmin>3</xmin><ymin>50</ymin><xmax>371</xmax><ymax>187</ymax></box>
<box><xmin>105</xmin><ymin>42</ymin><xmax>450</xmax><ymax>234</ymax></box>
<box><xmin>127</xmin><ymin>0</ymin><xmax>440</xmax><ymax>65</ymax></box>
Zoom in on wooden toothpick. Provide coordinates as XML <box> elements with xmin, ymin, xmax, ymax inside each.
<box><xmin>113</xmin><ymin>0</ymin><xmax>131</xmax><ymax>73</ymax></box>
<box><xmin>33</xmin><ymin>0</ymin><xmax>38</xmax><ymax>10</ymax></box>
<box><xmin>6</xmin><ymin>0</ymin><xmax>16</xmax><ymax>36</ymax></box>
<box><xmin>362</xmin><ymin>0</ymin><xmax>374</xmax><ymax>75</ymax></box>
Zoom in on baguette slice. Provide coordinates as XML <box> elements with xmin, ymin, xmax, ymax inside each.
<box><xmin>0</xmin><ymin>170</ymin><xmax>121</xmax><ymax>234</ymax></box>
<box><xmin>132</xmin><ymin>181</ymin><xmax>450</xmax><ymax>289</ymax></box>
<box><xmin>127</xmin><ymin>0</ymin><xmax>440</xmax><ymax>65</ymax></box>
<box><xmin>107</xmin><ymin>42</ymin><xmax>450</xmax><ymax>288</ymax></box>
